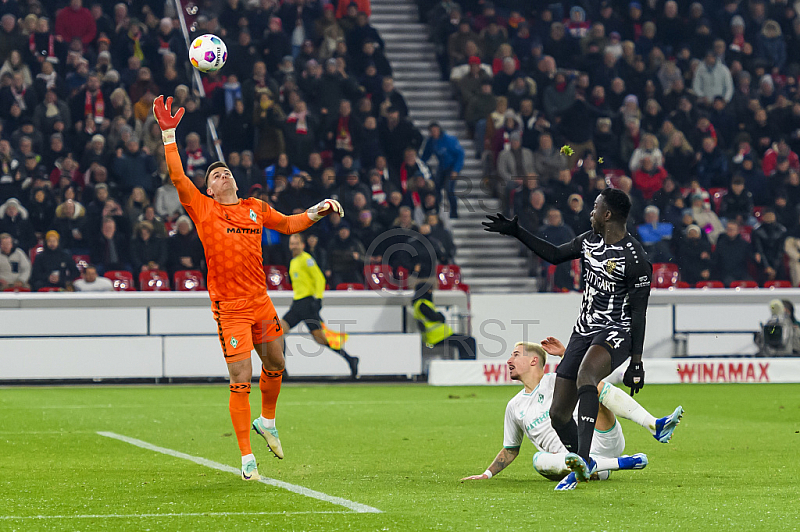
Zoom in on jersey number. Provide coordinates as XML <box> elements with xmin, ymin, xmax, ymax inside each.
<box><xmin>606</xmin><ymin>331</ymin><xmax>624</xmax><ymax>349</ymax></box>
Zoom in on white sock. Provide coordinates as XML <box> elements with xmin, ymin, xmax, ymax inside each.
<box><xmin>532</xmin><ymin>452</ymin><xmax>568</xmax><ymax>477</ymax></box>
<box><xmin>599</xmin><ymin>382</ymin><xmax>657</xmax><ymax>434</ymax></box>
<box><xmin>594</xmin><ymin>456</ymin><xmax>619</xmax><ymax>472</ymax></box>
<box><xmin>241</xmin><ymin>453</ymin><xmax>255</xmax><ymax>466</ymax></box>
<box><xmin>260</xmin><ymin>416</ymin><xmax>276</xmax><ymax>429</ymax></box>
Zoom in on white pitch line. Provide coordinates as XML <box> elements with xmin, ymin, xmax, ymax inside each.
<box><xmin>97</xmin><ymin>432</ymin><xmax>381</xmax><ymax>514</ymax></box>
<box><xmin>0</xmin><ymin>511</ymin><xmax>346</xmax><ymax>520</ymax></box>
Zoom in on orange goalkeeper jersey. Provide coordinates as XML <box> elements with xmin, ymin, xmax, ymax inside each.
<box><xmin>165</xmin><ymin>143</ymin><xmax>313</xmax><ymax>301</ymax></box>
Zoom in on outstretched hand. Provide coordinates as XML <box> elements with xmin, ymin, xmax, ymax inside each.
<box><xmin>460</xmin><ymin>473</ymin><xmax>490</xmax><ymax>482</ymax></box>
<box><xmin>307</xmin><ymin>199</ymin><xmax>344</xmax><ymax>222</ymax></box>
<box><xmin>482</xmin><ymin>213</ymin><xmax>519</xmax><ymax>237</ymax></box>
<box><xmin>623</xmin><ymin>362</ymin><xmax>645</xmax><ymax>396</ymax></box>
<box><xmin>153</xmin><ymin>95</ymin><xmax>185</xmax><ymax>130</ymax></box>
<box><xmin>540</xmin><ymin>336</ymin><xmax>565</xmax><ymax>357</ymax></box>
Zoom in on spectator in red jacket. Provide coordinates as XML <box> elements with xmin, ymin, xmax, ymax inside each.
<box><xmin>336</xmin><ymin>0</ymin><xmax>370</xmax><ymax>20</ymax></box>
<box><xmin>55</xmin><ymin>0</ymin><xmax>96</xmax><ymax>50</ymax></box>
<box><xmin>633</xmin><ymin>155</ymin><xmax>668</xmax><ymax>200</ymax></box>
<box><xmin>762</xmin><ymin>138</ymin><xmax>800</xmax><ymax>177</ymax></box>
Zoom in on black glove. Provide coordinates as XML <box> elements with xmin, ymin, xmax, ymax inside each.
<box><xmin>623</xmin><ymin>362</ymin><xmax>645</xmax><ymax>396</ymax></box>
<box><xmin>482</xmin><ymin>213</ymin><xmax>519</xmax><ymax>237</ymax></box>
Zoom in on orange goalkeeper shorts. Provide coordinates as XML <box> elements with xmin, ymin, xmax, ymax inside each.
<box><xmin>211</xmin><ymin>293</ymin><xmax>284</xmax><ymax>363</ymax></box>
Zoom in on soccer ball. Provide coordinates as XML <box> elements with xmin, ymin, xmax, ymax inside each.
<box><xmin>189</xmin><ymin>34</ymin><xmax>227</xmax><ymax>72</ymax></box>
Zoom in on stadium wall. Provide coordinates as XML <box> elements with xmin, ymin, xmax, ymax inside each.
<box><xmin>1</xmin><ymin>290</ymin><xmax>798</xmax><ymax>381</ymax></box>
<box><xmin>468</xmin><ymin>289</ymin><xmax>800</xmax><ymax>360</ymax></box>
<box><xmin>0</xmin><ymin>291</ymin><xmax>472</xmax><ymax>380</ymax></box>
<box><xmin>428</xmin><ymin>358</ymin><xmax>800</xmax><ymax>385</ymax></box>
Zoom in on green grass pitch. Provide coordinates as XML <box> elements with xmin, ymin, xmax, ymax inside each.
<box><xmin>1</xmin><ymin>383</ymin><xmax>798</xmax><ymax>531</ymax></box>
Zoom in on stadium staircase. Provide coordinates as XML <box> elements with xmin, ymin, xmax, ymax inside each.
<box><xmin>370</xmin><ymin>0</ymin><xmax>538</xmax><ymax>293</ymax></box>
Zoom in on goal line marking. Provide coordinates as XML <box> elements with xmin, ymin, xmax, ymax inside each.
<box><xmin>97</xmin><ymin>431</ymin><xmax>382</xmax><ymax>514</ymax></box>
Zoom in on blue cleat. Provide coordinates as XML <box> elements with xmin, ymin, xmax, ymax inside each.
<box><xmin>654</xmin><ymin>406</ymin><xmax>684</xmax><ymax>443</ymax></box>
<box><xmin>565</xmin><ymin>453</ymin><xmax>596</xmax><ymax>483</ymax></box>
<box><xmin>617</xmin><ymin>453</ymin><xmax>648</xmax><ymax>470</ymax></box>
<box><xmin>554</xmin><ymin>472</ymin><xmax>577</xmax><ymax>491</ymax></box>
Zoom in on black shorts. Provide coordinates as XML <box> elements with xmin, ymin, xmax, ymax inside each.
<box><xmin>282</xmin><ymin>296</ymin><xmax>323</xmax><ymax>332</ymax></box>
<box><xmin>555</xmin><ymin>328</ymin><xmax>632</xmax><ymax>381</ymax></box>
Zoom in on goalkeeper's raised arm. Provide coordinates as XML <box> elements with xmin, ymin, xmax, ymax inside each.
<box><xmin>152</xmin><ymin>94</ymin><xmax>344</xmax><ymax>226</ymax></box>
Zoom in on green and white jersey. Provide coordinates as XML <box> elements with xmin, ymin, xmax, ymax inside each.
<box><xmin>502</xmin><ymin>373</ymin><xmax>567</xmax><ymax>454</ymax></box>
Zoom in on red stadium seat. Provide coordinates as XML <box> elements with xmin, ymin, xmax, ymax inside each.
<box><xmin>104</xmin><ymin>270</ymin><xmax>136</xmax><ymax>291</ymax></box>
<box><xmin>395</xmin><ymin>266</ymin><xmax>410</xmax><ymax>289</ymax></box>
<box><xmin>730</xmin><ymin>280</ymin><xmax>758</xmax><ymax>289</ymax></box>
<box><xmin>29</xmin><ymin>242</ymin><xmax>43</xmax><ymax>264</ymax></box>
<box><xmin>72</xmin><ymin>254</ymin><xmax>91</xmax><ymax>274</ymax></box>
<box><xmin>174</xmin><ymin>270</ymin><xmax>206</xmax><ymax>291</ymax></box>
<box><xmin>437</xmin><ymin>264</ymin><xmax>462</xmax><ymax>290</ymax></box>
<box><xmin>709</xmin><ymin>188</ymin><xmax>726</xmax><ymax>213</ymax></box>
<box><xmin>3</xmin><ymin>286</ymin><xmax>30</xmax><ymax>292</ymax></box>
<box><xmin>652</xmin><ymin>263</ymin><xmax>679</xmax><ymax>289</ymax></box>
<box><xmin>740</xmin><ymin>225</ymin><xmax>753</xmax><ymax>243</ymax></box>
<box><xmin>139</xmin><ymin>270</ymin><xmax>170</xmax><ymax>291</ymax></box>
<box><xmin>37</xmin><ymin>287</ymin><xmax>62</xmax><ymax>292</ymax></box>
<box><xmin>336</xmin><ymin>282</ymin><xmax>365</xmax><ymax>291</ymax></box>
<box><xmin>264</xmin><ymin>265</ymin><xmax>291</xmax><ymax>290</ymax></box>
<box><xmin>696</xmin><ymin>281</ymin><xmax>724</xmax><ymax>289</ymax></box>
<box><xmin>365</xmin><ymin>264</ymin><xmax>400</xmax><ymax>290</ymax></box>
<box><xmin>765</xmin><ymin>280</ymin><xmax>793</xmax><ymax>289</ymax></box>
<box><xmin>676</xmin><ymin>281</ymin><xmax>691</xmax><ymax>289</ymax></box>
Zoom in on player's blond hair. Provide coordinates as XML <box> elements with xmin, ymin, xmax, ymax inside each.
<box><xmin>515</xmin><ymin>342</ymin><xmax>547</xmax><ymax>368</ymax></box>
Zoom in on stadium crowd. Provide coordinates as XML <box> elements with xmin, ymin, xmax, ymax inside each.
<box><xmin>423</xmin><ymin>0</ymin><xmax>800</xmax><ymax>290</ymax></box>
<box><xmin>0</xmin><ymin>0</ymin><xmax>459</xmax><ymax>292</ymax></box>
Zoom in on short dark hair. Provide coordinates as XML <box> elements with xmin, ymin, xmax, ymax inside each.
<box><xmin>600</xmin><ymin>188</ymin><xmax>632</xmax><ymax>221</ymax></box>
<box><xmin>204</xmin><ymin>161</ymin><xmax>229</xmax><ymax>189</ymax></box>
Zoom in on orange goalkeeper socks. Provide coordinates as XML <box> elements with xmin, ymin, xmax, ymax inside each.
<box><xmin>259</xmin><ymin>368</ymin><xmax>283</xmax><ymax>421</ymax></box>
<box><xmin>229</xmin><ymin>383</ymin><xmax>252</xmax><ymax>456</ymax></box>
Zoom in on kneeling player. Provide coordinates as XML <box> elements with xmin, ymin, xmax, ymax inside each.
<box><xmin>461</xmin><ymin>340</ymin><xmax>682</xmax><ymax>491</ymax></box>
<box><xmin>281</xmin><ymin>233</ymin><xmax>359</xmax><ymax>378</ymax></box>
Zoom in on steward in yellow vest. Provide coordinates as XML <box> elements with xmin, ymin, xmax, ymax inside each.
<box><xmin>412</xmin><ymin>284</ymin><xmax>477</xmax><ymax>359</ymax></box>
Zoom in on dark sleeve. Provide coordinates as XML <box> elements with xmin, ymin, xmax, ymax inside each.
<box><xmin>67</xmin><ymin>254</ymin><xmax>80</xmax><ymax>282</ymax></box>
<box><xmin>156</xmin><ymin>238</ymin><xmax>168</xmax><ymax>269</ymax></box>
<box><xmin>418</xmin><ymin>302</ymin><xmax>445</xmax><ymax>323</ymax></box>
<box><xmin>626</xmin><ymin>253</ymin><xmax>652</xmax><ymax>356</ymax></box>
<box><xmin>752</xmin><ymin>231</ymin><xmax>771</xmax><ymax>268</ymax></box>
<box><xmin>514</xmin><ymin>228</ymin><xmax>587</xmax><ymax>264</ymax></box>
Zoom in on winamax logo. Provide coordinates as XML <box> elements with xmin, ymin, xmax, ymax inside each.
<box><xmin>675</xmin><ymin>362</ymin><xmax>770</xmax><ymax>383</ymax></box>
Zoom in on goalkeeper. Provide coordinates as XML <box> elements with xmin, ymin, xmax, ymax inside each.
<box><xmin>153</xmin><ymin>95</ymin><xmax>343</xmax><ymax>481</ymax></box>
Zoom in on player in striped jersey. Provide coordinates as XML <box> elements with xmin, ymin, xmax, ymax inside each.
<box><xmin>484</xmin><ymin>188</ymin><xmax>653</xmax><ymax>487</ymax></box>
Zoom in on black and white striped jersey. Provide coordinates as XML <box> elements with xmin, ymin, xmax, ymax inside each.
<box><xmin>511</xmin><ymin>224</ymin><xmax>653</xmax><ymax>356</ymax></box>
<box><xmin>571</xmin><ymin>231</ymin><xmax>652</xmax><ymax>338</ymax></box>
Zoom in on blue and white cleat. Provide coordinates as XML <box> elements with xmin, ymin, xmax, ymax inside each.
<box><xmin>565</xmin><ymin>453</ymin><xmax>596</xmax><ymax>483</ymax></box>
<box><xmin>654</xmin><ymin>405</ymin><xmax>684</xmax><ymax>443</ymax></box>
<box><xmin>617</xmin><ymin>453</ymin><xmax>648</xmax><ymax>470</ymax></box>
<box><xmin>554</xmin><ymin>472</ymin><xmax>577</xmax><ymax>491</ymax></box>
